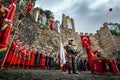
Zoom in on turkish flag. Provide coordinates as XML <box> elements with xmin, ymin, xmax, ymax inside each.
<box><xmin>80</xmin><ymin>35</ymin><xmax>91</xmax><ymax>48</ymax></box>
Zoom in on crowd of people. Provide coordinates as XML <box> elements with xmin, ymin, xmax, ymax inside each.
<box><xmin>1</xmin><ymin>1</ymin><xmax>119</xmax><ymax>76</ymax></box>
<box><xmin>0</xmin><ymin>2</ymin><xmax>89</xmax><ymax>73</ymax></box>
<box><xmin>77</xmin><ymin>58</ymin><xmax>89</xmax><ymax>71</ymax></box>
<box><xmin>0</xmin><ymin>34</ymin><xmax>59</xmax><ymax>70</ymax></box>
<box><xmin>0</xmin><ymin>35</ymin><xmax>90</xmax><ymax>72</ymax></box>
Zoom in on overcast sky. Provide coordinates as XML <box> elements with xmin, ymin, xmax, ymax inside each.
<box><xmin>35</xmin><ymin>0</ymin><xmax>120</xmax><ymax>34</ymax></box>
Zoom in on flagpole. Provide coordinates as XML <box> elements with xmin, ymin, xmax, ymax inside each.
<box><xmin>59</xmin><ymin>25</ymin><xmax>66</xmax><ymax>69</ymax></box>
<box><xmin>1</xmin><ymin>13</ymin><xmax>25</xmax><ymax>69</ymax></box>
<box><xmin>60</xmin><ymin>37</ymin><xmax>63</xmax><ymax>68</ymax></box>
<box><xmin>0</xmin><ymin>21</ymin><xmax>21</xmax><ymax>69</ymax></box>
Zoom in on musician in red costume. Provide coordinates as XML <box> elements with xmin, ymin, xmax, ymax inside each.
<box><xmin>9</xmin><ymin>41</ymin><xmax>18</xmax><ymax>68</ymax></box>
<box><xmin>26</xmin><ymin>47</ymin><xmax>31</xmax><ymax>69</ymax></box>
<box><xmin>29</xmin><ymin>47</ymin><xmax>36</xmax><ymax>69</ymax></box>
<box><xmin>24</xmin><ymin>46</ymin><xmax>29</xmax><ymax>69</ymax></box>
<box><xmin>19</xmin><ymin>46</ymin><xmax>24</xmax><ymax>68</ymax></box>
<box><xmin>40</xmin><ymin>50</ymin><xmax>46</xmax><ymax>69</ymax></box>
<box><xmin>86</xmin><ymin>46</ymin><xmax>98</xmax><ymax>73</ymax></box>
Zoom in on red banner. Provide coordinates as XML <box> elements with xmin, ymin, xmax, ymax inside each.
<box><xmin>49</xmin><ymin>19</ymin><xmax>54</xmax><ymax>30</ymax></box>
<box><xmin>80</xmin><ymin>35</ymin><xmax>91</xmax><ymax>48</ymax></box>
<box><xmin>0</xmin><ymin>0</ymin><xmax>17</xmax><ymax>50</ymax></box>
<box><xmin>86</xmin><ymin>47</ymin><xmax>98</xmax><ymax>73</ymax></box>
<box><xmin>26</xmin><ymin>3</ymin><xmax>33</xmax><ymax>14</ymax></box>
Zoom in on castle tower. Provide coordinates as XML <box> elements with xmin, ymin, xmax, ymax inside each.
<box><xmin>95</xmin><ymin>22</ymin><xmax>120</xmax><ymax>58</ymax></box>
<box><xmin>61</xmin><ymin>14</ymin><xmax>75</xmax><ymax>31</ymax></box>
<box><xmin>54</xmin><ymin>20</ymin><xmax>61</xmax><ymax>33</ymax></box>
<box><xmin>70</xmin><ymin>18</ymin><xmax>75</xmax><ymax>31</ymax></box>
<box><xmin>61</xmin><ymin>14</ymin><xmax>67</xmax><ymax>28</ymax></box>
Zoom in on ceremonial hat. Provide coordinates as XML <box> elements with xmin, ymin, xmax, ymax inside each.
<box><xmin>68</xmin><ymin>38</ymin><xmax>74</xmax><ymax>41</ymax></box>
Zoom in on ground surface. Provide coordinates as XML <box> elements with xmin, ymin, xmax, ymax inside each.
<box><xmin>0</xmin><ymin>69</ymin><xmax>120</xmax><ymax>80</ymax></box>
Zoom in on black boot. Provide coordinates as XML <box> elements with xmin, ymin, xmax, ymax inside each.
<box><xmin>68</xmin><ymin>71</ymin><xmax>71</xmax><ymax>74</ymax></box>
<box><xmin>73</xmin><ymin>72</ymin><xmax>78</xmax><ymax>74</ymax></box>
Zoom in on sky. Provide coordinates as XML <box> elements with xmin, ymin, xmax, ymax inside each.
<box><xmin>35</xmin><ymin>0</ymin><xmax>120</xmax><ymax>34</ymax></box>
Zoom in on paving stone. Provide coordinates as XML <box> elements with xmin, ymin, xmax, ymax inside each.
<box><xmin>0</xmin><ymin>70</ymin><xmax>120</xmax><ymax>80</ymax></box>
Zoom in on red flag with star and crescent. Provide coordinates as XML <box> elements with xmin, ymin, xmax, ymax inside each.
<box><xmin>80</xmin><ymin>35</ymin><xmax>91</xmax><ymax>48</ymax></box>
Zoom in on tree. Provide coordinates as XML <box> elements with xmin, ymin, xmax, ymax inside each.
<box><xmin>44</xmin><ymin>10</ymin><xmax>54</xmax><ymax>19</ymax></box>
<box><xmin>38</xmin><ymin>8</ymin><xmax>54</xmax><ymax>19</ymax></box>
<box><xmin>39</xmin><ymin>8</ymin><xmax>44</xmax><ymax>15</ymax></box>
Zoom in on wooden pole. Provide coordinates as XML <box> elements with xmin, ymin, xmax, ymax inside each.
<box><xmin>0</xmin><ymin>13</ymin><xmax>25</xmax><ymax>69</ymax></box>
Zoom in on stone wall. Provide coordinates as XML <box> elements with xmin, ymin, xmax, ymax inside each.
<box><xmin>94</xmin><ymin>23</ymin><xmax>120</xmax><ymax>60</ymax></box>
<box><xmin>79</xmin><ymin>32</ymin><xmax>101</xmax><ymax>58</ymax></box>
<box><xmin>89</xmin><ymin>33</ymin><xmax>101</xmax><ymax>52</ymax></box>
<box><xmin>79</xmin><ymin>23</ymin><xmax>120</xmax><ymax>61</ymax></box>
<box><xmin>2</xmin><ymin>0</ymin><xmax>82</xmax><ymax>58</ymax></box>
<box><xmin>2</xmin><ymin>0</ymin><xmax>120</xmax><ymax>61</ymax></box>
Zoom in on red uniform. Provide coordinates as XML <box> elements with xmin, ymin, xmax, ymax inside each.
<box><xmin>106</xmin><ymin>59</ymin><xmax>119</xmax><ymax>73</ymax></box>
<box><xmin>10</xmin><ymin>43</ymin><xmax>18</xmax><ymax>65</ymax></box>
<box><xmin>6</xmin><ymin>41</ymin><xmax>16</xmax><ymax>64</ymax></box>
<box><xmin>92</xmin><ymin>57</ymin><xmax>119</xmax><ymax>74</ymax></box>
<box><xmin>19</xmin><ymin>47</ymin><xmax>24</xmax><ymax>67</ymax></box>
<box><xmin>29</xmin><ymin>50</ymin><xmax>35</xmax><ymax>68</ymax></box>
<box><xmin>92</xmin><ymin>57</ymin><xmax>106</xmax><ymax>74</ymax></box>
<box><xmin>17</xmin><ymin>45</ymin><xmax>22</xmax><ymax>68</ymax></box>
<box><xmin>86</xmin><ymin>47</ymin><xmax>97</xmax><ymax>73</ymax></box>
<box><xmin>40</xmin><ymin>53</ymin><xmax>46</xmax><ymax>69</ymax></box>
<box><xmin>22</xmin><ymin>49</ymin><xmax>26</xmax><ymax>68</ymax></box>
<box><xmin>15</xmin><ymin>44</ymin><xmax>21</xmax><ymax>65</ymax></box>
<box><xmin>25</xmin><ymin>49</ymin><xmax>30</xmax><ymax>68</ymax></box>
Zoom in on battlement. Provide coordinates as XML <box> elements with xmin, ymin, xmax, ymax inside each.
<box><xmin>62</xmin><ymin>14</ymin><xmax>75</xmax><ymax>31</ymax></box>
<box><xmin>79</xmin><ymin>32</ymin><xmax>93</xmax><ymax>36</ymax></box>
<box><xmin>32</xmin><ymin>8</ymin><xmax>79</xmax><ymax>33</ymax></box>
<box><xmin>103</xmin><ymin>22</ymin><xmax>120</xmax><ymax>26</ymax></box>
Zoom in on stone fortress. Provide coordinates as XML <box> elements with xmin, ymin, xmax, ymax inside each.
<box><xmin>94</xmin><ymin>23</ymin><xmax>120</xmax><ymax>61</ymax></box>
<box><xmin>2</xmin><ymin>0</ymin><xmax>120</xmax><ymax>61</ymax></box>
